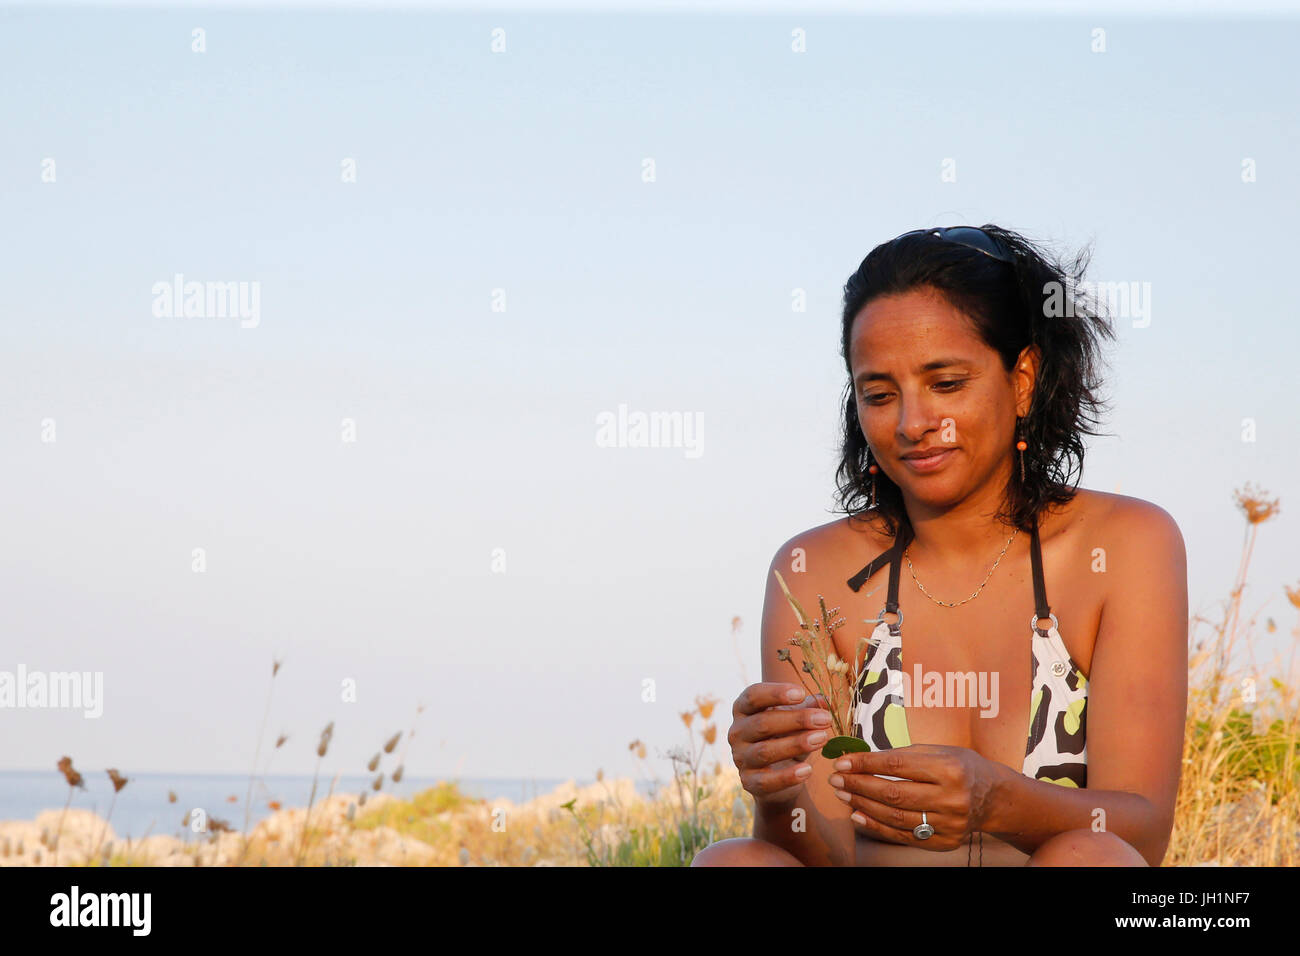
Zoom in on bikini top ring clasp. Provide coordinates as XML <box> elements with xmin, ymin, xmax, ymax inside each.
<box><xmin>867</xmin><ymin>605</ymin><xmax>903</xmax><ymax>628</ymax></box>
<box><xmin>1031</xmin><ymin>611</ymin><xmax>1060</xmax><ymax>637</ymax></box>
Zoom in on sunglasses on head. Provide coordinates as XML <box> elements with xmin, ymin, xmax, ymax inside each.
<box><xmin>891</xmin><ymin>226</ymin><xmax>1014</xmax><ymax>263</ymax></box>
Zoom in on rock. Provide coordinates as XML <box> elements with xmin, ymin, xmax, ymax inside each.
<box><xmin>0</xmin><ymin>810</ymin><xmax>117</xmax><ymax>866</ymax></box>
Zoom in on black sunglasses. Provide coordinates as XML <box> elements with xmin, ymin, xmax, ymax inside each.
<box><xmin>891</xmin><ymin>226</ymin><xmax>1014</xmax><ymax>263</ymax></box>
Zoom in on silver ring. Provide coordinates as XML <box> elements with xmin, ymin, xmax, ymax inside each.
<box><xmin>912</xmin><ymin>811</ymin><xmax>934</xmax><ymax>840</ymax></box>
<box><xmin>1030</xmin><ymin>611</ymin><xmax>1060</xmax><ymax>635</ymax></box>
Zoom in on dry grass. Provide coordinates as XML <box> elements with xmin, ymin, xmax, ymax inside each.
<box><xmin>22</xmin><ymin>485</ymin><xmax>1297</xmax><ymax>866</ymax></box>
<box><xmin>1165</xmin><ymin>485</ymin><xmax>1299</xmax><ymax>865</ymax></box>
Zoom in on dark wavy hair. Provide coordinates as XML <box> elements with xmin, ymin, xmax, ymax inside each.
<box><xmin>835</xmin><ymin>223</ymin><xmax>1116</xmax><ymax>538</ymax></box>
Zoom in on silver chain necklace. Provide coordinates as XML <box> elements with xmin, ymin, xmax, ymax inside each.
<box><xmin>903</xmin><ymin>528</ymin><xmax>1020</xmax><ymax>608</ymax></box>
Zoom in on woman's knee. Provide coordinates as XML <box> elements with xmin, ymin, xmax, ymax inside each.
<box><xmin>1025</xmin><ymin>828</ymin><xmax>1148</xmax><ymax>867</ymax></box>
<box><xmin>691</xmin><ymin>837</ymin><xmax>805</xmax><ymax>867</ymax></box>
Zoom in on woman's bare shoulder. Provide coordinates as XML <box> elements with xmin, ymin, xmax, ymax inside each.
<box><xmin>1044</xmin><ymin>488</ymin><xmax>1185</xmax><ymax>569</ymax></box>
<box><xmin>1048</xmin><ymin>488</ymin><xmax>1181</xmax><ymax>536</ymax></box>
<box><xmin>768</xmin><ymin>513</ymin><xmax>895</xmax><ymax>576</ymax></box>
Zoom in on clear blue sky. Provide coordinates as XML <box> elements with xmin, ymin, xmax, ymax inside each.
<box><xmin>1</xmin><ymin>3</ymin><xmax>1297</xmax><ymax>780</ymax></box>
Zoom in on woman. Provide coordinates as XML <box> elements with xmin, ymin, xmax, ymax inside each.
<box><xmin>694</xmin><ymin>225</ymin><xmax>1188</xmax><ymax>867</ymax></box>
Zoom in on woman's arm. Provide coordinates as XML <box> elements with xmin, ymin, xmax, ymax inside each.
<box><xmin>984</xmin><ymin>500</ymin><xmax>1189</xmax><ymax>864</ymax></box>
<box><xmin>751</xmin><ymin>541</ymin><xmax>857</xmax><ymax>866</ymax></box>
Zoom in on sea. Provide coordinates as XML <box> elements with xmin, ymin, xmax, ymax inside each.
<box><xmin>0</xmin><ymin>770</ymin><xmax>656</xmax><ymax>842</ymax></box>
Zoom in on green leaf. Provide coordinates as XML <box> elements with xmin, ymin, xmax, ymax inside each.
<box><xmin>821</xmin><ymin>735</ymin><xmax>871</xmax><ymax>759</ymax></box>
<box><xmin>560</xmin><ymin>798</ymin><xmax>576</xmax><ymax>810</ymax></box>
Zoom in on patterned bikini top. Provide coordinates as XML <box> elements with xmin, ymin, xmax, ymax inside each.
<box><xmin>845</xmin><ymin>517</ymin><xmax>1089</xmax><ymax>788</ymax></box>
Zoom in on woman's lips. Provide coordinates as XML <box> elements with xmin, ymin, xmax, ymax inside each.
<box><xmin>901</xmin><ymin>448</ymin><xmax>956</xmax><ymax>473</ymax></box>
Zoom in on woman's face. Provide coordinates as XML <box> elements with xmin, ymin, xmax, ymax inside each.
<box><xmin>848</xmin><ymin>285</ymin><xmax>1036</xmax><ymax>512</ymax></box>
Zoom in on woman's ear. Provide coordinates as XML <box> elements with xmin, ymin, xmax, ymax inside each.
<box><xmin>1013</xmin><ymin>344</ymin><xmax>1041</xmax><ymax>416</ymax></box>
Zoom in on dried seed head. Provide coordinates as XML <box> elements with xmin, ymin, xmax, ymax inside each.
<box><xmin>383</xmin><ymin>732</ymin><xmax>401</xmax><ymax>754</ymax></box>
<box><xmin>267</xmin><ymin>801</ymin><xmax>282</xmax><ymax>811</ymax></box>
<box><xmin>1286</xmin><ymin>584</ymin><xmax>1300</xmax><ymax>609</ymax></box>
<box><xmin>680</xmin><ymin>711</ymin><xmax>694</xmax><ymax>729</ymax></box>
<box><xmin>703</xmin><ymin>724</ymin><xmax>717</xmax><ymax>745</ymax></box>
<box><xmin>1234</xmin><ymin>483</ymin><xmax>1280</xmax><ymax>525</ymax></box>
<box><xmin>367</xmin><ymin>753</ymin><xmax>380</xmax><ymax>772</ymax></box>
<box><xmin>56</xmin><ymin>756</ymin><xmax>85</xmax><ymax>790</ymax></box>
<box><xmin>167</xmin><ymin>790</ymin><xmax>177</xmax><ymax>804</ymax></box>
<box><xmin>275</xmin><ymin>734</ymin><xmax>288</xmax><ymax>749</ymax></box>
<box><xmin>107</xmin><ymin>768</ymin><xmax>128</xmax><ymax>793</ymax></box>
<box><xmin>776</xmin><ymin>648</ymin><xmax>791</xmax><ymax>662</ymax></box>
<box><xmin>392</xmin><ymin>764</ymin><xmax>404</xmax><ymax>783</ymax></box>
<box><xmin>695</xmin><ymin>696</ymin><xmax>718</xmax><ymax>720</ymax></box>
<box><xmin>272</xmin><ymin>658</ymin><xmax>282</xmax><ymax>677</ymax></box>
<box><xmin>372</xmin><ymin>773</ymin><xmax>384</xmax><ymax>791</ymax></box>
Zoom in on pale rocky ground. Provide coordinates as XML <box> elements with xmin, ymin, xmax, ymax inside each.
<box><xmin>9</xmin><ymin>763</ymin><xmax>1287</xmax><ymax>867</ymax></box>
<box><xmin>0</xmin><ymin>766</ymin><xmax>747</xmax><ymax>867</ymax></box>
<box><xmin>4</xmin><ymin>763</ymin><xmax>1279</xmax><ymax>866</ymax></box>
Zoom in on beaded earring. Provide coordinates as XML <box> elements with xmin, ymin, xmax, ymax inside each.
<box><xmin>867</xmin><ymin>447</ymin><xmax>879</xmax><ymax>508</ymax></box>
<box><xmin>1015</xmin><ymin>418</ymin><xmax>1028</xmax><ymax>482</ymax></box>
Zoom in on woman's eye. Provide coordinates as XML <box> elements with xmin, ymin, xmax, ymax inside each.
<box><xmin>861</xmin><ymin>380</ymin><xmax>965</xmax><ymax>404</ymax></box>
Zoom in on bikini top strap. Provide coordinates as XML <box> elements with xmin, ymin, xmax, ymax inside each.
<box><xmin>846</xmin><ymin>521</ymin><xmax>914</xmax><ymax>616</ymax></box>
<box><xmin>1029</xmin><ymin>515</ymin><xmax>1052</xmax><ymax>622</ymax></box>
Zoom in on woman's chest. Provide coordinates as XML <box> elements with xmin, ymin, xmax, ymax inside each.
<box><xmin>822</xmin><ymin>561</ymin><xmax>1102</xmax><ymax>767</ymax></box>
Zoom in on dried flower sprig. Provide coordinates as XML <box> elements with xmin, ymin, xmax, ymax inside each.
<box><xmin>52</xmin><ymin>756</ymin><xmax>85</xmax><ymax>865</ymax></box>
<box><xmin>92</xmin><ymin>769</ymin><xmax>130</xmax><ymax>862</ymax></box>
<box><xmin>771</xmin><ymin>570</ymin><xmax>870</xmax><ymax>740</ymax></box>
<box><xmin>1234</xmin><ymin>483</ymin><xmax>1280</xmax><ymax>526</ymax></box>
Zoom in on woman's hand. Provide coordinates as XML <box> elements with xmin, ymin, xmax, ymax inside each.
<box><xmin>728</xmin><ymin>682</ymin><xmax>833</xmax><ymax>807</ymax></box>
<box><xmin>826</xmin><ymin>744</ymin><xmax>1009</xmax><ymax>850</ymax></box>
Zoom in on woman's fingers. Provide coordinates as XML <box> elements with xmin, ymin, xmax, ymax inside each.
<box><xmin>732</xmin><ymin>682</ymin><xmax>810</xmax><ymax>718</ymax></box>
<box><xmin>833</xmin><ymin>789</ymin><xmax>968</xmax><ymax>851</ymax></box>
<box><xmin>734</xmin><ymin>721</ymin><xmax>830</xmax><ymax>769</ymax></box>
<box><xmin>741</xmin><ymin>759</ymin><xmax>817</xmax><ymax>798</ymax></box>
<box><xmin>728</xmin><ymin>683</ymin><xmax>835</xmax><ymax>803</ymax></box>
<box><xmin>829</xmin><ymin>769</ymin><xmax>935</xmax><ymax>811</ymax></box>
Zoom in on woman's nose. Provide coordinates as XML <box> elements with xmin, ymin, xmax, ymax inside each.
<box><xmin>896</xmin><ymin>392</ymin><xmax>942</xmax><ymax>442</ymax></box>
